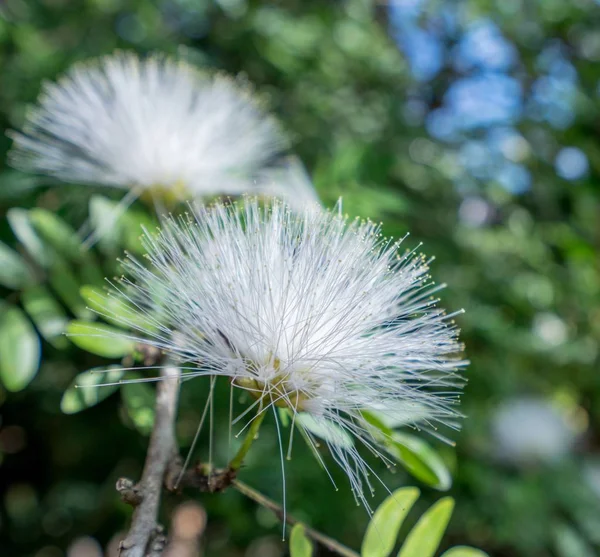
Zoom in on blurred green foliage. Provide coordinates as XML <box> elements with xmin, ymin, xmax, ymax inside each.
<box><xmin>1</xmin><ymin>0</ymin><xmax>600</xmax><ymax>556</ymax></box>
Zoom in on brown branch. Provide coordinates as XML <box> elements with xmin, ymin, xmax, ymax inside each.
<box><xmin>112</xmin><ymin>354</ymin><xmax>355</xmax><ymax>557</ymax></box>
<box><xmin>118</xmin><ymin>365</ymin><xmax>181</xmax><ymax>557</ymax></box>
<box><xmin>165</xmin><ymin>459</ymin><xmax>238</xmax><ymax>494</ymax></box>
<box><xmin>232</xmin><ymin>480</ymin><xmax>360</xmax><ymax>557</ymax></box>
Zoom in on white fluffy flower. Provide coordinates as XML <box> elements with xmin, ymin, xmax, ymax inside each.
<box><xmin>108</xmin><ymin>198</ymin><xmax>465</xmax><ymax>502</ymax></box>
<box><xmin>9</xmin><ymin>52</ymin><xmax>317</xmax><ymax>208</ymax></box>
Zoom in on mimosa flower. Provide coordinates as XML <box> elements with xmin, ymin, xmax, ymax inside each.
<box><xmin>9</xmin><ymin>52</ymin><xmax>317</xmax><ymax>209</ymax></box>
<box><xmin>107</xmin><ymin>198</ymin><xmax>465</xmax><ymax>503</ymax></box>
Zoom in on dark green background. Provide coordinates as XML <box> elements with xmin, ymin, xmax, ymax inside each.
<box><xmin>1</xmin><ymin>0</ymin><xmax>600</xmax><ymax>556</ymax></box>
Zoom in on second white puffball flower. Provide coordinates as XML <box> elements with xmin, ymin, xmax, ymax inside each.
<box><xmin>109</xmin><ymin>198</ymin><xmax>465</xmax><ymax>502</ymax></box>
<box><xmin>9</xmin><ymin>52</ymin><xmax>317</xmax><ymax>208</ymax></box>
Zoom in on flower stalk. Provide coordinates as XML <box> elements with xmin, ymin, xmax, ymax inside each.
<box><xmin>233</xmin><ymin>479</ymin><xmax>360</xmax><ymax>557</ymax></box>
<box><xmin>228</xmin><ymin>403</ymin><xmax>267</xmax><ymax>472</ymax></box>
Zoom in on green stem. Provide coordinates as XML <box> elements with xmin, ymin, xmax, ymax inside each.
<box><xmin>233</xmin><ymin>479</ymin><xmax>360</xmax><ymax>557</ymax></box>
<box><xmin>228</xmin><ymin>403</ymin><xmax>267</xmax><ymax>471</ymax></box>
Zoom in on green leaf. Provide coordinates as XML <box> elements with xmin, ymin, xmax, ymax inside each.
<box><xmin>22</xmin><ymin>285</ymin><xmax>69</xmax><ymax>349</ymax></box>
<box><xmin>441</xmin><ymin>547</ymin><xmax>489</xmax><ymax>557</ymax></box>
<box><xmin>278</xmin><ymin>407</ymin><xmax>290</xmax><ymax>427</ymax></box>
<box><xmin>66</xmin><ymin>320</ymin><xmax>135</xmax><ymax>358</ymax></box>
<box><xmin>363</xmin><ymin>403</ymin><xmax>434</xmax><ymax>430</ymax></box>
<box><xmin>362</xmin><ymin>409</ymin><xmax>394</xmax><ymax>437</ymax></box>
<box><xmin>89</xmin><ymin>195</ymin><xmax>155</xmax><ymax>256</ymax></box>
<box><xmin>385</xmin><ymin>432</ymin><xmax>452</xmax><ymax>491</ymax></box>
<box><xmin>361</xmin><ymin>411</ymin><xmax>452</xmax><ymax>491</ymax></box>
<box><xmin>80</xmin><ymin>285</ymin><xmax>153</xmax><ymax>331</ymax></box>
<box><xmin>31</xmin><ymin>209</ymin><xmax>105</xmax><ymax>288</ymax></box>
<box><xmin>397</xmin><ymin>497</ymin><xmax>455</xmax><ymax>557</ymax></box>
<box><xmin>296</xmin><ymin>412</ymin><xmax>354</xmax><ymax>449</ymax></box>
<box><xmin>49</xmin><ymin>257</ymin><xmax>92</xmax><ymax>320</ymax></box>
<box><xmin>80</xmin><ymin>285</ymin><xmax>124</xmax><ymax>326</ymax></box>
<box><xmin>0</xmin><ymin>303</ymin><xmax>41</xmax><ymax>391</ymax></box>
<box><xmin>553</xmin><ymin>523</ymin><xmax>596</xmax><ymax>557</ymax></box>
<box><xmin>0</xmin><ymin>241</ymin><xmax>36</xmax><ymax>289</ymax></box>
<box><xmin>120</xmin><ymin>208</ymin><xmax>155</xmax><ymax>255</ymax></box>
<box><xmin>60</xmin><ymin>366</ymin><xmax>125</xmax><ymax>414</ymax></box>
<box><xmin>290</xmin><ymin>524</ymin><xmax>313</xmax><ymax>557</ymax></box>
<box><xmin>122</xmin><ymin>381</ymin><xmax>156</xmax><ymax>435</ymax></box>
<box><xmin>7</xmin><ymin>208</ymin><xmax>53</xmax><ymax>267</ymax></box>
<box><xmin>0</xmin><ymin>171</ymin><xmax>40</xmax><ymax>201</ymax></box>
<box><xmin>29</xmin><ymin>208</ymin><xmax>86</xmax><ymax>262</ymax></box>
<box><xmin>361</xmin><ymin>487</ymin><xmax>420</xmax><ymax>557</ymax></box>
<box><xmin>89</xmin><ymin>196</ymin><xmax>122</xmax><ymax>254</ymax></box>
<box><xmin>296</xmin><ymin>423</ymin><xmax>327</xmax><ymax>470</ymax></box>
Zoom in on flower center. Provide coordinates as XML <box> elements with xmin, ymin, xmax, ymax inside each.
<box><xmin>140</xmin><ymin>180</ymin><xmax>188</xmax><ymax>206</ymax></box>
<box><xmin>233</xmin><ymin>357</ymin><xmax>312</xmax><ymax>411</ymax></box>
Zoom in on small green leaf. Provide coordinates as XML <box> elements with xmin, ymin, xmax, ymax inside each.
<box><xmin>90</xmin><ymin>196</ymin><xmax>122</xmax><ymax>253</ymax></box>
<box><xmin>0</xmin><ymin>171</ymin><xmax>40</xmax><ymax>201</ymax></box>
<box><xmin>362</xmin><ymin>409</ymin><xmax>394</xmax><ymax>437</ymax></box>
<box><xmin>29</xmin><ymin>208</ymin><xmax>86</xmax><ymax>262</ymax></box>
<box><xmin>362</xmin><ymin>411</ymin><xmax>452</xmax><ymax>491</ymax></box>
<box><xmin>80</xmin><ymin>286</ymin><xmax>119</xmax><ymax>323</ymax></box>
<box><xmin>122</xmin><ymin>381</ymin><xmax>156</xmax><ymax>435</ymax></box>
<box><xmin>397</xmin><ymin>497</ymin><xmax>455</xmax><ymax>557</ymax></box>
<box><xmin>278</xmin><ymin>407</ymin><xmax>290</xmax><ymax>427</ymax></box>
<box><xmin>385</xmin><ymin>432</ymin><xmax>452</xmax><ymax>491</ymax></box>
<box><xmin>553</xmin><ymin>523</ymin><xmax>596</xmax><ymax>557</ymax></box>
<box><xmin>363</xmin><ymin>403</ymin><xmax>433</xmax><ymax>429</ymax></box>
<box><xmin>361</xmin><ymin>487</ymin><xmax>420</xmax><ymax>557</ymax></box>
<box><xmin>290</xmin><ymin>524</ymin><xmax>313</xmax><ymax>557</ymax></box>
<box><xmin>296</xmin><ymin>413</ymin><xmax>354</xmax><ymax>449</ymax></box>
<box><xmin>297</xmin><ymin>424</ymin><xmax>327</xmax><ymax>470</ymax></box>
<box><xmin>0</xmin><ymin>303</ymin><xmax>40</xmax><ymax>391</ymax></box>
<box><xmin>32</xmin><ymin>207</ymin><xmax>106</xmax><ymax>286</ymax></box>
<box><xmin>89</xmin><ymin>195</ymin><xmax>155</xmax><ymax>255</ymax></box>
<box><xmin>49</xmin><ymin>257</ymin><xmax>91</xmax><ymax>319</ymax></box>
<box><xmin>22</xmin><ymin>285</ymin><xmax>68</xmax><ymax>349</ymax></box>
<box><xmin>441</xmin><ymin>547</ymin><xmax>489</xmax><ymax>557</ymax></box>
<box><xmin>0</xmin><ymin>241</ymin><xmax>36</xmax><ymax>289</ymax></box>
<box><xmin>80</xmin><ymin>285</ymin><xmax>153</xmax><ymax>331</ymax></box>
<box><xmin>120</xmin><ymin>208</ymin><xmax>155</xmax><ymax>255</ymax></box>
<box><xmin>67</xmin><ymin>320</ymin><xmax>135</xmax><ymax>358</ymax></box>
<box><xmin>61</xmin><ymin>366</ymin><xmax>125</xmax><ymax>414</ymax></box>
<box><xmin>7</xmin><ymin>208</ymin><xmax>53</xmax><ymax>267</ymax></box>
